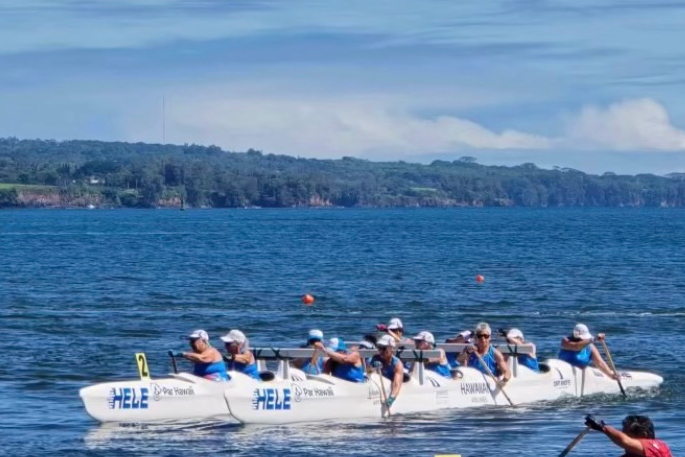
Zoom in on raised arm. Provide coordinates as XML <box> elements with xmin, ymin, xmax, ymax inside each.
<box><xmin>585</xmin><ymin>417</ymin><xmax>645</xmax><ymax>457</ymax></box>
<box><xmin>590</xmin><ymin>344</ymin><xmax>617</xmax><ymax>379</ymax></box>
<box><xmin>326</xmin><ymin>349</ymin><xmax>361</xmax><ymax>365</ymax></box>
<box><xmin>494</xmin><ymin>349</ymin><xmax>511</xmax><ymax>382</ymax></box>
<box><xmin>561</xmin><ymin>337</ymin><xmax>592</xmax><ymax>351</ymax></box>
<box><xmin>183</xmin><ymin>348</ymin><xmax>219</xmax><ymax>363</ymax></box>
<box><xmin>390</xmin><ymin>359</ymin><xmax>404</xmax><ymax>398</ymax></box>
<box><xmin>231</xmin><ymin>350</ymin><xmax>255</xmax><ymax>365</ymax></box>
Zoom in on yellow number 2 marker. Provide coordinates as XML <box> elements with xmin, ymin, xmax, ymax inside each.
<box><xmin>135</xmin><ymin>353</ymin><xmax>151</xmax><ymax>380</ymax></box>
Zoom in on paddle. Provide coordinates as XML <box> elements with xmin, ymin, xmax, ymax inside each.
<box><xmin>599</xmin><ymin>338</ymin><xmax>626</xmax><ymax>397</ymax></box>
<box><xmin>375</xmin><ymin>366</ymin><xmax>392</xmax><ymax>417</ymax></box>
<box><xmin>388</xmin><ymin>329</ymin><xmax>402</xmax><ymax>343</ymax></box>
<box><xmin>471</xmin><ymin>347</ymin><xmax>515</xmax><ymax>407</ymax></box>
<box><xmin>168</xmin><ymin>350</ymin><xmax>179</xmax><ymax>374</ymax></box>
<box><xmin>310</xmin><ymin>348</ymin><xmax>321</xmax><ymax>375</ymax></box>
<box><xmin>558</xmin><ymin>426</ymin><xmax>591</xmax><ymax>457</ymax></box>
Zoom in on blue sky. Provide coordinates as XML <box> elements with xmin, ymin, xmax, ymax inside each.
<box><xmin>1</xmin><ymin>0</ymin><xmax>685</xmax><ymax>174</ymax></box>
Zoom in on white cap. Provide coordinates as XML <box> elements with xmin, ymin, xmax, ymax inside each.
<box><xmin>387</xmin><ymin>317</ymin><xmax>403</xmax><ymax>330</ymax></box>
<box><xmin>220</xmin><ymin>329</ymin><xmax>246</xmax><ymax>344</ymax></box>
<box><xmin>307</xmin><ymin>329</ymin><xmax>324</xmax><ymax>342</ymax></box>
<box><xmin>412</xmin><ymin>331</ymin><xmax>435</xmax><ymax>345</ymax></box>
<box><xmin>458</xmin><ymin>330</ymin><xmax>473</xmax><ymax>339</ymax></box>
<box><xmin>358</xmin><ymin>340</ymin><xmax>375</xmax><ymax>349</ymax></box>
<box><xmin>573</xmin><ymin>323</ymin><xmax>593</xmax><ymax>340</ymax></box>
<box><xmin>507</xmin><ymin>328</ymin><xmax>524</xmax><ymax>340</ymax></box>
<box><xmin>474</xmin><ymin>322</ymin><xmax>492</xmax><ymax>335</ymax></box>
<box><xmin>376</xmin><ymin>334</ymin><xmax>396</xmax><ymax>348</ymax></box>
<box><xmin>188</xmin><ymin>329</ymin><xmax>209</xmax><ymax>341</ymax></box>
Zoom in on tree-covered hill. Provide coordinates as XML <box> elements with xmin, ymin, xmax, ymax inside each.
<box><xmin>1</xmin><ymin>137</ymin><xmax>684</xmax><ymax>208</ymax></box>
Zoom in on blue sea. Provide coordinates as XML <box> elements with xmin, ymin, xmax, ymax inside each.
<box><xmin>1</xmin><ymin>208</ymin><xmax>683</xmax><ymax>456</ymax></box>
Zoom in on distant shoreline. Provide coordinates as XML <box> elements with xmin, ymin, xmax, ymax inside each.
<box><xmin>2</xmin><ymin>137</ymin><xmax>685</xmax><ymax>209</ymax></box>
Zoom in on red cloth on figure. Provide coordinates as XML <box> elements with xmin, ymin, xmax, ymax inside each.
<box><xmin>641</xmin><ymin>439</ymin><xmax>672</xmax><ymax>457</ymax></box>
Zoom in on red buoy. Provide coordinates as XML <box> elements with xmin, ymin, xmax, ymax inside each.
<box><xmin>476</xmin><ymin>275</ymin><xmax>485</xmax><ymax>283</ymax></box>
<box><xmin>301</xmin><ymin>294</ymin><xmax>315</xmax><ymax>305</ymax></box>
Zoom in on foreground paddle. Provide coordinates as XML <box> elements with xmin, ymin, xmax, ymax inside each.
<box><xmin>375</xmin><ymin>367</ymin><xmax>392</xmax><ymax>417</ymax></box>
<box><xmin>558</xmin><ymin>426</ymin><xmax>591</xmax><ymax>457</ymax></box>
<box><xmin>600</xmin><ymin>339</ymin><xmax>626</xmax><ymax>397</ymax></box>
<box><xmin>472</xmin><ymin>349</ymin><xmax>515</xmax><ymax>407</ymax></box>
<box><xmin>168</xmin><ymin>350</ymin><xmax>179</xmax><ymax>374</ymax></box>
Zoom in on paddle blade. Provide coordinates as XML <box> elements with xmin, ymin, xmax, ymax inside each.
<box><xmin>558</xmin><ymin>427</ymin><xmax>591</xmax><ymax>457</ymax></box>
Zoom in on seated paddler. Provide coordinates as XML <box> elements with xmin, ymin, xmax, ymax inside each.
<box><xmin>411</xmin><ymin>331</ymin><xmax>451</xmax><ymax>379</ymax></box>
<box><xmin>292</xmin><ymin>329</ymin><xmax>325</xmax><ymax>375</ymax></box>
<box><xmin>456</xmin><ymin>322</ymin><xmax>511</xmax><ymax>384</ymax></box>
<box><xmin>500</xmin><ymin>327</ymin><xmax>540</xmax><ymax>372</ymax></box>
<box><xmin>315</xmin><ymin>337</ymin><xmax>366</xmax><ymax>383</ymax></box>
<box><xmin>370</xmin><ymin>334</ymin><xmax>404</xmax><ymax>409</ymax></box>
<box><xmin>220</xmin><ymin>329</ymin><xmax>261</xmax><ymax>380</ymax></box>
<box><xmin>559</xmin><ymin>323</ymin><xmax>617</xmax><ymax>379</ymax></box>
<box><xmin>179</xmin><ymin>329</ymin><xmax>229</xmax><ymax>381</ymax></box>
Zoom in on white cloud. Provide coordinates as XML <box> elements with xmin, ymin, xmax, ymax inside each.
<box><xmin>564</xmin><ymin>98</ymin><xmax>685</xmax><ymax>151</ymax></box>
<box><xmin>120</xmin><ymin>92</ymin><xmax>551</xmax><ymax>158</ymax></box>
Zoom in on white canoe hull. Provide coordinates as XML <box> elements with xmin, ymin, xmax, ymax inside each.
<box><xmin>80</xmin><ymin>359</ymin><xmax>663</xmax><ymax>424</ymax></box>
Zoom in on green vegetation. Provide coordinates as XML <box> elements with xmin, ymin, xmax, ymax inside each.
<box><xmin>1</xmin><ymin>137</ymin><xmax>684</xmax><ymax>208</ymax></box>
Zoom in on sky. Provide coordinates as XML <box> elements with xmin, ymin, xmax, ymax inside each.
<box><xmin>1</xmin><ymin>0</ymin><xmax>685</xmax><ymax>174</ymax></box>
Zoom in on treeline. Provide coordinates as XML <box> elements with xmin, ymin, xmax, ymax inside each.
<box><xmin>1</xmin><ymin>137</ymin><xmax>685</xmax><ymax>208</ymax></box>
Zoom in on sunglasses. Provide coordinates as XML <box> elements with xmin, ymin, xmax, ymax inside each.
<box><xmin>476</xmin><ymin>334</ymin><xmax>491</xmax><ymax>339</ymax></box>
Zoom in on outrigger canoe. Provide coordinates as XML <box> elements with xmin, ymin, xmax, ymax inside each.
<box><xmin>79</xmin><ymin>344</ymin><xmax>663</xmax><ymax>425</ymax></box>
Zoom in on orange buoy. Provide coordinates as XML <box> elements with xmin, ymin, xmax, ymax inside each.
<box><xmin>476</xmin><ymin>275</ymin><xmax>485</xmax><ymax>283</ymax></box>
<box><xmin>301</xmin><ymin>294</ymin><xmax>315</xmax><ymax>305</ymax></box>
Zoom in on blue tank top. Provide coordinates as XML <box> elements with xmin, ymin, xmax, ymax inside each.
<box><xmin>518</xmin><ymin>354</ymin><xmax>540</xmax><ymax>372</ymax></box>
<box><xmin>332</xmin><ymin>361</ymin><xmax>366</xmax><ymax>383</ymax></box>
<box><xmin>468</xmin><ymin>346</ymin><xmax>500</xmax><ymax>376</ymax></box>
<box><xmin>371</xmin><ymin>355</ymin><xmax>401</xmax><ymax>380</ymax></box>
<box><xmin>227</xmin><ymin>359</ymin><xmax>261</xmax><ymax>380</ymax></box>
<box><xmin>426</xmin><ymin>361</ymin><xmax>452</xmax><ymax>378</ymax></box>
<box><xmin>301</xmin><ymin>357</ymin><xmax>324</xmax><ymax>375</ymax></box>
<box><xmin>446</xmin><ymin>353</ymin><xmax>460</xmax><ymax>369</ymax></box>
<box><xmin>558</xmin><ymin>345</ymin><xmax>592</xmax><ymax>368</ymax></box>
<box><xmin>194</xmin><ymin>360</ymin><xmax>230</xmax><ymax>381</ymax></box>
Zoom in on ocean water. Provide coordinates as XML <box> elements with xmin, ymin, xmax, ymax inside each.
<box><xmin>1</xmin><ymin>208</ymin><xmax>683</xmax><ymax>457</ymax></box>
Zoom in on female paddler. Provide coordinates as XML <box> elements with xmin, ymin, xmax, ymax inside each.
<box><xmin>457</xmin><ymin>322</ymin><xmax>511</xmax><ymax>384</ymax></box>
<box><xmin>221</xmin><ymin>329</ymin><xmax>261</xmax><ymax>380</ymax></box>
<box><xmin>179</xmin><ymin>329</ymin><xmax>229</xmax><ymax>381</ymax></box>
<box><xmin>370</xmin><ymin>334</ymin><xmax>404</xmax><ymax>408</ymax></box>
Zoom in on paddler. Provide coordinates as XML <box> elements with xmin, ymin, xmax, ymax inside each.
<box><xmin>444</xmin><ymin>330</ymin><xmax>473</xmax><ymax>371</ymax></box>
<box><xmin>178</xmin><ymin>329</ymin><xmax>229</xmax><ymax>381</ymax></box>
<box><xmin>386</xmin><ymin>317</ymin><xmax>412</xmax><ymax>345</ymax></box>
<box><xmin>500</xmin><ymin>327</ymin><xmax>540</xmax><ymax>372</ymax></box>
<box><xmin>370</xmin><ymin>334</ymin><xmax>404</xmax><ymax>408</ymax></box>
<box><xmin>292</xmin><ymin>329</ymin><xmax>325</xmax><ymax>375</ymax></box>
<box><xmin>220</xmin><ymin>329</ymin><xmax>261</xmax><ymax>380</ymax></box>
<box><xmin>456</xmin><ymin>322</ymin><xmax>511</xmax><ymax>384</ymax></box>
<box><xmin>584</xmin><ymin>415</ymin><xmax>673</xmax><ymax>457</ymax></box>
<box><xmin>315</xmin><ymin>337</ymin><xmax>366</xmax><ymax>383</ymax></box>
<box><xmin>411</xmin><ymin>331</ymin><xmax>451</xmax><ymax>378</ymax></box>
<box><xmin>558</xmin><ymin>323</ymin><xmax>617</xmax><ymax>379</ymax></box>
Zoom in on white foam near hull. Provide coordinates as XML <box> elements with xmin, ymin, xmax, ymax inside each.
<box><xmin>80</xmin><ymin>359</ymin><xmax>663</xmax><ymax>424</ymax></box>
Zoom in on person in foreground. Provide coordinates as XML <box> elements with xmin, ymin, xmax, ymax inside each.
<box><xmin>221</xmin><ymin>329</ymin><xmax>261</xmax><ymax>380</ymax></box>
<box><xmin>585</xmin><ymin>415</ymin><xmax>673</xmax><ymax>457</ymax></box>
<box><xmin>457</xmin><ymin>322</ymin><xmax>511</xmax><ymax>384</ymax></box>
<box><xmin>500</xmin><ymin>327</ymin><xmax>540</xmax><ymax>372</ymax></box>
<box><xmin>412</xmin><ymin>331</ymin><xmax>451</xmax><ymax>378</ymax></box>
<box><xmin>180</xmin><ymin>329</ymin><xmax>229</xmax><ymax>381</ymax></box>
<box><xmin>559</xmin><ymin>323</ymin><xmax>617</xmax><ymax>379</ymax></box>
<box><xmin>315</xmin><ymin>337</ymin><xmax>366</xmax><ymax>382</ymax></box>
<box><xmin>370</xmin><ymin>334</ymin><xmax>404</xmax><ymax>408</ymax></box>
<box><xmin>292</xmin><ymin>329</ymin><xmax>325</xmax><ymax>375</ymax></box>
